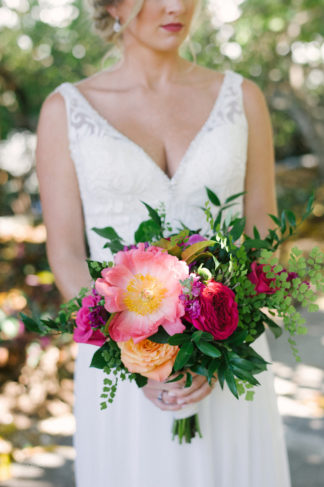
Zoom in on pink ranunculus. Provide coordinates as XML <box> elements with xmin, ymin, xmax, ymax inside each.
<box><xmin>188</xmin><ymin>280</ymin><xmax>239</xmax><ymax>340</ymax></box>
<box><xmin>247</xmin><ymin>261</ymin><xmax>278</xmax><ymax>295</ymax></box>
<box><xmin>73</xmin><ymin>294</ymin><xmax>106</xmax><ymax>346</ymax></box>
<box><xmin>95</xmin><ymin>243</ymin><xmax>189</xmax><ymax>343</ymax></box>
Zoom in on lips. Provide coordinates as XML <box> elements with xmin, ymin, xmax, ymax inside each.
<box><xmin>161</xmin><ymin>23</ymin><xmax>183</xmax><ymax>32</ymax></box>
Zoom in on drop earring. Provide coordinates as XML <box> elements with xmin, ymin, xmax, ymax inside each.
<box><xmin>113</xmin><ymin>16</ymin><xmax>121</xmax><ymax>33</ymax></box>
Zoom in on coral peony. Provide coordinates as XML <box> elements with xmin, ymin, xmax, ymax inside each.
<box><xmin>118</xmin><ymin>339</ymin><xmax>179</xmax><ymax>381</ymax></box>
<box><xmin>247</xmin><ymin>262</ymin><xmax>278</xmax><ymax>295</ymax></box>
<box><xmin>74</xmin><ymin>293</ymin><xmax>107</xmax><ymax>346</ymax></box>
<box><xmin>95</xmin><ymin>243</ymin><xmax>189</xmax><ymax>343</ymax></box>
<box><xmin>188</xmin><ymin>280</ymin><xmax>239</xmax><ymax>340</ymax></box>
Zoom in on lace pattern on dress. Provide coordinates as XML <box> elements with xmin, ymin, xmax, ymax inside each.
<box><xmin>53</xmin><ymin>70</ymin><xmax>248</xmax><ymax>260</ymax></box>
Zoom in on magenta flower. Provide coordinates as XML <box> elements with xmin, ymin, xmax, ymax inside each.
<box><xmin>247</xmin><ymin>262</ymin><xmax>278</xmax><ymax>295</ymax></box>
<box><xmin>186</xmin><ymin>280</ymin><xmax>239</xmax><ymax>340</ymax></box>
<box><xmin>74</xmin><ymin>292</ymin><xmax>107</xmax><ymax>346</ymax></box>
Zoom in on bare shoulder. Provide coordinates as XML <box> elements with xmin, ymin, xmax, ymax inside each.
<box><xmin>38</xmin><ymin>91</ymin><xmax>67</xmax><ymax>135</ymax></box>
<box><xmin>241</xmin><ymin>77</ymin><xmax>270</xmax><ymax>121</ymax></box>
<box><xmin>36</xmin><ymin>90</ymin><xmax>70</xmax><ymax>169</ymax></box>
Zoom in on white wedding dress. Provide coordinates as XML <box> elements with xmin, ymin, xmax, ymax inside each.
<box><xmin>55</xmin><ymin>69</ymin><xmax>291</xmax><ymax>487</ymax></box>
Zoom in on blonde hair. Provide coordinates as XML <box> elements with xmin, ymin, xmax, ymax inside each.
<box><xmin>86</xmin><ymin>0</ymin><xmax>204</xmax><ymax>63</ymax></box>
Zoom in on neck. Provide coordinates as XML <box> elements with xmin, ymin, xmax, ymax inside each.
<box><xmin>116</xmin><ymin>39</ymin><xmax>193</xmax><ymax>90</ymax></box>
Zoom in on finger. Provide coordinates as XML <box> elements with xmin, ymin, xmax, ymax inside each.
<box><xmin>145</xmin><ymin>376</ymin><xmax>185</xmax><ymax>391</ymax></box>
<box><xmin>153</xmin><ymin>399</ymin><xmax>184</xmax><ymax>411</ymax></box>
<box><xmin>142</xmin><ymin>388</ymin><xmax>179</xmax><ymax>407</ymax></box>
<box><xmin>177</xmin><ymin>380</ymin><xmax>215</xmax><ymax>405</ymax></box>
<box><xmin>168</xmin><ymin>375</ymin><xmax>206</xmax><ymax>398</ymax></box>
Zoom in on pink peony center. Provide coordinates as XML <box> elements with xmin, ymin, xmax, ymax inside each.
<box><xmin>123</xmin><ymin>273</ymin><xmax>168</xmax><ymax>316</ymax></box>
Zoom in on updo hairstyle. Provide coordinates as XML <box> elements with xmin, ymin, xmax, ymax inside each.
<box><xmin>87</xmin><ymin>0</ymin><xmax>144</xmax><ymax>48</ymax></box>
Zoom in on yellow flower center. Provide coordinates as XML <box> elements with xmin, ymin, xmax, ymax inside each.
<box><xmin>124</xmin><ymin>273</ymin><xmax>167</xmax><ymax>316</ymax></box>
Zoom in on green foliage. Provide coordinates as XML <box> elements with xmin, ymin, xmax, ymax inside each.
<box><xmin>87</xmin><ymin>259</ymin><xmax>113</xmax><ymax>280</ymax></box>
<box><xmin>173</xmin><ymin>342</ymin><xmax>194</xmax><ymax>371</ymax></box>
<box><xmin>20</xmin><ymin>286</ymin><xmax>89</xmax><ymax>335</ymax></box>
<box><xmin>91</xmin><ymin>340</ymin><xmax>136</xmax><ymax>409</ymax></box>
<box><xmin>149</xmin><ymin>326</ymin><xmax>171</xmax><ymax>344</ymax></box>
<box><xmin>92</xmin><ymin>226</ymin><xmax>124</xmax><ymax>253</ymax></box>
<box><xmin>134</xmin><ymin>220</ymin><xmax>162</xmax><ymax>243</ymax></box>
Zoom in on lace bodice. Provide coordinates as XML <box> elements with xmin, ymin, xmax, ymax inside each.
<box><xmin>54</xmin><ymin>69</ymin><xmax>248</xmax><ymax>261</ymax></box>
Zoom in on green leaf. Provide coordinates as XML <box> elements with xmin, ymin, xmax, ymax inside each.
<box><xmin>231</xmin><ymin>366</ymin><xmax>260</xmax><ymax>386</ymax></box>
<box><xmin>20</xmin><ymin>313</ymin><xmax>42</xmax><ymax>334</ymax></box>
<box><xmin>225</xmin><ymin>191</ymin><xmax>246</xmax><ymax>203</ymax></box>
<box><xmin>90</xmin><ymin>343</ymin><xmax>110</xmax><ymax>369</ymax></box>
<box><xmin>281</xmin><ymin>210</ymin><xmax>287</xmax><ymax>234</ymax></box>
<box><xmin>268</xmin><ymin>214</ymin><xmax>280</xmax><ymax>226</ymax></box>
<box><xmin>192</xmin><ymin>330</ymin><xmax>214</xmax><ymax>343</ymax></box>
<box><xmin>41</xmin><ymin>318</ymin><xmax>61</xmax><ymax>331</ymax></box>
<box><xmin>190</xmin><ymin>363</ymin><xmax>209</xmax><ymax>376</ymax></box>
<box><xmin>134</xmin><ymin>220</ymin><xmax>161</xmax><ymax>243</ymax></box>
<box><xmin>228</xmin><ymin>354</ymin><xmax>258</xmax><ymax>371</ymax></box>
<box><xmin>141</xmin><ymin>201</ymin><xmax>162</xmax><ymax>227</ymax></box>
<box><xmin>253</xmin><ymin>226</ymin><xmax>261</xmax><ymax>239</ymax></box>
<box><xmin>134</xmin><ymin>374</ymin><xmax>148</xmax><ymax>388</ymax></box>
<box><xmin>173</xmin><ymin>342</ymin><xmax>194</xmax><ymax>371</ymax></box>
<box><xmin>266</xmin><ymin>319</ymin><xmax>283</xmax><ymax>338</ymax></box>
<box><xmin>195</xmin><ymin>341</ymin><xmax>221</xmax><ymax>358</ymax></box>
<box><xmin>200</xmin><ymin>332</ymin><xmax>215</xmax><ymax>342</ymax></box>
<box><xmin>168</xmin><ymin>333</ymin><xmax>191</xmax><ymax>346</ymax></box>
<box><xmin>224</xmin><ymin>369</ymin><xmax>239</xmax><ymax>398</ymax></box>
<box><xmin>217</xmin><ymin>361</ymin><xmax>226</xmax><ymax>389</ymax></box>
<box><xmin>166</xmin><ymin>373</ymin><xmax>184</xmax><ymax>383</ymax></box>
<box><xmin>242</xmin><ymin>347</ymin><xmax>269</xmax><ymax>368</ymax></box>
<box><xmin>149</xmin><ymin>327</ymin><xmax>170</xmax><ymax>344</ymax></box>
<box><xmin>245</xmin><ymin>390</ymin><xmax>255</xmax><ymax>401</ymax></box>
<box><xmin>243</xmin><ymin>239</ymin><xmax>272</xmax><ymax>250</ymax></box>
<box><xmin>302</xmin><ymin>193</ymin><xmax>315</xmax><ymax>221</ymax></box>
<box><xmin>92</xmin><ymin>226</ymin><xmax>122</xmax><ymax>242</ymax></box>
<box><xmin>185</xmin><ymin>372</ymin><xmax>193</xmax><ymax>388</ymax></box>
<box><xmin>229</xmin><ymin>218</ymin><xmax>246</xmax><ymax>242</ymax></box>
<box><xmin>208</xmin><ymin>358</ymin><xmax>220</xmax><ymax>381</ymax></box>
<box><xmin>206</xmin><ymin>187</ymin><xmax>221</xmax><ymax>206</ymax></box>
<box><xmin>308</xmin><ymin>303</ymin><xmax>319</xmax><ymax>312</ymax></box>
<box><xmin>191</xmin><ymin>330</ymin><xmax>204</xmax><ymax>343</ymax></box>
<box><xmin>86</xmin><ymin>259</ymin><xmax>106</xmax><ymax>280</ymax></box>
<box><xmin>286</xmin><ymin>210</ymin><xmax>296</xmax><ymax>228</ymax></box>
<box><xmin>103</xmin><ymin>240</ymin><xmax>124</xmax><ymax>253</ymax></box>
<box><xmin>226</xmin><ymin>329</ymin><xmax>249</xmax><ymax>346</ymax></box>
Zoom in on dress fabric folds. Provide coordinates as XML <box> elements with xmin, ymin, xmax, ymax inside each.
<box><xmin>55</xmin><ymin>69</ymin><xmax>291</xmax><ymax>487</ymax></box>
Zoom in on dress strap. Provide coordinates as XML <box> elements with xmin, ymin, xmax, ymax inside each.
<box><xmin>54</xmin><ymin>82</ymin><xmax>108</xmax><ymax>154</ymax></box>
<box><xmin>218</xmin><ymin>70</ymin><xmax>247</xmax><ymax>126</ymax></box>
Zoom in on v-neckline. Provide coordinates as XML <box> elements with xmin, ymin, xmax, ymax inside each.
<box><xmin>67</xmin><ymin>70</ymin><xmax>230</xmax><ymax>184</ymax></box>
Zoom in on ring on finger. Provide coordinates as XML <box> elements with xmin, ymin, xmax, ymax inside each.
<box><xmin>157</xmin><ymin>389</ymin><xmax>169</xmax><ymax>405</ymax></box>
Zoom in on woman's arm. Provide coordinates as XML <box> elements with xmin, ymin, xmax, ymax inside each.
<box><xmin>242</xmin><ymin>79</ymin><xmax>278</xmax><ymax>238</ymax></box>
<box><xmin>36</xmin><ymin>93</ymin><xmax>91</xmax><ymax>301</ymax></box>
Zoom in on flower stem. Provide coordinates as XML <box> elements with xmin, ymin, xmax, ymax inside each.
<box><xmin>171</xmin><ymin>414</ymin><xmax>203</xmax><ymax>444</ymax></box>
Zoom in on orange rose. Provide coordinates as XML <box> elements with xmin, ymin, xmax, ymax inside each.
<box><xmin>118</xmin><ymin>339</ymin><xmax>179</xmax><ymax>382</ymax></box>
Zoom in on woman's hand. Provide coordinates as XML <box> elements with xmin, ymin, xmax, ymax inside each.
<box><xmin>142</xmin><ymin>371</ymin><xmax>217</xmax><ymax>411</ymax></box>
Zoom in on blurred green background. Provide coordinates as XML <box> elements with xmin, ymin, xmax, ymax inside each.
<box><xmin>0</xmin><ymin>0</ymin><xmax>324</xmax><ymax>484</ymax></box>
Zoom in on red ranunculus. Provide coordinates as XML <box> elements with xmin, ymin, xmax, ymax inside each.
<box><xmin>188</xmin><ymin>280</ymin><xmax>239</xmax><ymax>340</ymax></box>
<box><xmin>247</xmin><ymin>261</ymin><xmax>278</xmax><ymax>295</ymax></box>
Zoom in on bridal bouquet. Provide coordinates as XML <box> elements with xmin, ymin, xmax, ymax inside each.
<box><xmin>21</xmin><ymin>189</ymin><xmax>324</xmax><ymax>443</ymax></box>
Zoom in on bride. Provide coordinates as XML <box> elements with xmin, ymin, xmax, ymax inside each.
<box><xmin>36</xmin><ymin>0</ymin><xmax>291</xmax><ymax>485</ymax></box>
